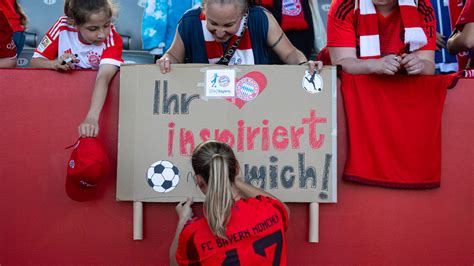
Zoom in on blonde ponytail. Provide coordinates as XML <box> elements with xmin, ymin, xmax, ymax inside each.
<box><xmin>205</xmin><ymin>155</ymin><xmax>233</xmax><ymax>239</ymax></box>
<box><xmin>191</xmin><ymin>141</ymin><xmax>239</xmax><ymax>239</ymax></box>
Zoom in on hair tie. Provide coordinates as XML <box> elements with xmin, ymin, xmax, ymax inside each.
<box><xmin>211</xmin><ymin>154</ymin><xmax>222</xmax><ymax>160</ymax></box>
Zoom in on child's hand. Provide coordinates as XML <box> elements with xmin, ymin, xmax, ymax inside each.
<box><xmin>78</xmin><ymin>117</ymin><xmax>99</xmax><ymax>137</ymax></box>
<box><xmin>54</xmin><ymin>53</ymin><xmax>79</xmax><ymax>71</ymax></box>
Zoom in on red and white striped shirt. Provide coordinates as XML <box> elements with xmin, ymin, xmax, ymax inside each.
<box><xmin>33</xmin><ymin>16</ymin><xmax>123</xmax><ymax>69</ymax></box>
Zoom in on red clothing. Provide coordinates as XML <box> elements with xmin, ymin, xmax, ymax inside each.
<box><xmin>0</xmin><ymin>0</ymin><xmax>24</xmax><ymax>32</ymax></box>
<box><xmin>451</xmin><ymin>0</ymin><xmax>473</xmax><ymax>70</ymax></box>
<box><xmin>176</xmin><ymin>196</ymin><xmax>288</xmax><ymax>266</ymax></box>
<box><xmin>456</xmin><ymin>0</ymin><xmax>474</xmax><ymax>28</ymax></box>
<box><xmin>340</xmin><ymin>73</ymin><xmax>454</xmax><ymax>188</ymax></box>
<box><xmin>327</xmin><ymin>0</ymin><xmax>436</xmax><ymax>57</ymax></box>
<box><xmin>449</xmin><ymin>0</ymin><xmax>464</xmax><ymax>29</ymax></box>
<box><xmin>0</xmin><ymin>11</ymin><xmax>16</xmax><ymax>59</ymax></box>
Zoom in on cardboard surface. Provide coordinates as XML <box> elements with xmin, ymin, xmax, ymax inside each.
<box><xmin>117</xmin><ymin>65</ymin><xmax>337</xmax><ymax>202</ymax></box>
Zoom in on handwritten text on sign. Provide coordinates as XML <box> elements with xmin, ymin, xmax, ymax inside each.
<box><xmin>116</xmin><ymin>65</ymin><xmax>336</xmax><ymax>203</ymax></box>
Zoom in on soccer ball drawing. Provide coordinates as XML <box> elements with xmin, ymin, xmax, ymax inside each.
<box><xmin>146</xmin><ymin>160</ymin><xmax>180</xmax><ymax>193</ymax></box>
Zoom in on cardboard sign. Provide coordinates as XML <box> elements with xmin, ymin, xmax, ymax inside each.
<box><xmin>117</xmin><ymin>64</ymin><xmax>337</xmax><ymax>203</ymax></box>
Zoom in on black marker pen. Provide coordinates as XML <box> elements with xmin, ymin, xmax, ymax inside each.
<box><xmin>61</xmin><ymin>54</ymin><xmax>78</xmax><ymax>65</ymax></box>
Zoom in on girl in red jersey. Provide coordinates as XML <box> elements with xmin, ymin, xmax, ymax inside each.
<box><xmin>170</xmin><ymin>140</ymin><xmax>290</xmax><ymax>266</ymax></box>
<box><xmin>30</xmin><ymin>0</ymin><xmax>123</xmax><ymax>138</ymax></box>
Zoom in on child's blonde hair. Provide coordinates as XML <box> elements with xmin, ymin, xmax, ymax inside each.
<box><xmin>64</xmin><ymin>0</ymin><xmax>118</xmax><ymax>26</ymax></box>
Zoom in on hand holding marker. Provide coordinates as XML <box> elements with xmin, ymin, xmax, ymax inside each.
<box><xmin>62</xmin><ymin>54</ymin><xmax>78</xmax><ymax>65</ymax></box>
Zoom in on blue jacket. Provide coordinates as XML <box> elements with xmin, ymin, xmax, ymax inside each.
<box><xmin>142</xmin><ymin>0</ymin><xmax>202</xmax><ymax>53</ymax></box>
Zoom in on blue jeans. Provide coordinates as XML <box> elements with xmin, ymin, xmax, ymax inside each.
<box><xmin>12</xmin><ymin>32</ymin><xmax>25</xmax><ymax>57</ymax></box>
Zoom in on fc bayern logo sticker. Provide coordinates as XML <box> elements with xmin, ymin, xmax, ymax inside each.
<box><xmin>218</xmin><ymin>75</ymin><xmax>230</xmax><ymax>87</ymax></box>
<box><xmin>236</xmin><ymin>77</ymin><xmax>259</xmax><ymax>102</ymax></box>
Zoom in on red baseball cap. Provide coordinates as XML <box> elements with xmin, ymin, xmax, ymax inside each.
<box><xmin>65</xmin><ymin>138</ymin><xmax>108</xmax><ymax>202</ymax></box>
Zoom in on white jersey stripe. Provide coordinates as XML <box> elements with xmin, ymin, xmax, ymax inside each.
<box><xmin>52</xmin><ymin>23</ymin><xmax>75</xmax><ymax>40</ymax></box>
<box><xmin>51</xmin><ymin>17</ymin><xmax>69</xmax><ymax>38</ymax></box>
<box><xmin>100</xmin><ymin>58</ymin><xmax>122</xmax><ymax>67</ymax></box>
<box><xmin>50</xmin><ymin>17</ymin><xmax>66</xmax><ymax>35</ymax></box>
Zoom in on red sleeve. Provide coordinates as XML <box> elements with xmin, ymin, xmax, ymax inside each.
<box><xmin>176</xmin><ymin>227</ymin><xmax>191</xmax><ymax>265</ymax></box>
<box><xmin>326</xmin><ymin>0</ymin><xmax>357</xmax><ymax>48</ymax></box>
<box><xmin>456</xmin><ymin>0</ymin><xmax>474</xmax><ymax>29</ymax></box>
<box><xmin>418</xmin><ymin>0</ymin><xmax>437</xmax><ymax>51</ymax></box>
<box><xmin>0</xmin><ymin>11</ymin><xmax>16</xmax><ymax>58</ymax></box>
<box><xmin>33</xmin><ymin>17</ymin><xmax>66</xmax><ymax>60</ymax></box>
<box><xmin>175</xmin><ymin>221</ymin><xmax>202</xmax><ymax>266</ymax></box>
<box><xmin>255</xmin><ymin>195</ymin><xmax>289</xmax><ymax>231</ymax></box>
<box><xmin>449</xmin><ymin>0</ymin><xmax>464</xmax><ymax>28</ymax></box>
<box><xmin>100</xmin><ymin>25</ymin><xmax>123</xmax><ymax>67</ymax></box>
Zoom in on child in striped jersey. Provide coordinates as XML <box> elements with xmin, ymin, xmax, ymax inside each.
<box><xmin>31</xmin><ymin>0</ymin><xmax>123</xmax><ymax>138</ymax></box>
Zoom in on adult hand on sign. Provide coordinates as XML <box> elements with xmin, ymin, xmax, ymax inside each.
<box><xmin>305</xmin><ymin>60</ymin><xmax>323</xmax><ymax>75</ymax></box>
<box><xmin>157</xmin><ymin>57</ymin><xmax>172</xmax><ymax>74</ymax></box>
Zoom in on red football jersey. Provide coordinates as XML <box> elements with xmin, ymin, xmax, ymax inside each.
<box><xmin>340</xmin><ymin>73</ymin><xmax>454</xmax><ymax>188</ymax></box>
<box><xmin>176</xmin><ymin>196</ymin><xmax>288</xmax><ymax>266</ymax></box>
<box><xmin>456</xmin><ymin>0</ymin><xmax>474</xmax><ymax>28</ymax></box>
<box><xmin>0</xmin><ymin>0</ymin><xmax>24</xmax><ymax>32</ymax></box>
<box><xmin>0</xmin><ymin>10</ymin><xmax>16</xmax><ymax>59</ymax></box>
<box><xmin>449</xmin><ymin>0</ymin><xmax>465</xmax><ymax>29</ymax></box>
<box><xmin>327</xmin><ymin>0</ymin><xmax>437</xmax><ymax>56</ymax></box>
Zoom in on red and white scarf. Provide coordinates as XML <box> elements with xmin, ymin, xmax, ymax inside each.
<box><xmin>201</xmin><ymin>12</ymin><xmax>254</xmax><ymax>65</ymax></box>
<box><xmin>358</xmin><ymin>0</ymin><xmax>427</xmax><ymax>58</ymax></box>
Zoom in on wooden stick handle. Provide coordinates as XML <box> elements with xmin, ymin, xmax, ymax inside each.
<box><xmin>133</xmin><ymin>201</ymin><xmax>143</xmax><ymax>240</ymax></box>
<box><xmin>309</xmin><ymin>202</ymin><xmax>319</xmax><ymax>243</ymax></box>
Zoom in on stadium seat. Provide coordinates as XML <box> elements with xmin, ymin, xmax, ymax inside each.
<box><xmin>17</xmin><ymin>47</ymin><xmax>34</xmax><ymax>68</ymax></box>
<box><xmin>24</xmin><ymin>31</ymin><xmax>37</xmax><ymax>48</ymax></box>
<box><xmin>19</xmin><ymin>0</ymin><xmax>64</xmax><ymax>48</ymax></box>
<box><xmin>114</xmin><ymin>0</ymin><xmax>146</xmax><ymax>50</ymax></box>
<box><xmin>122</xmin><ymin>50</ymin><xmax>155</xmax><ymax>65</ymax></box>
